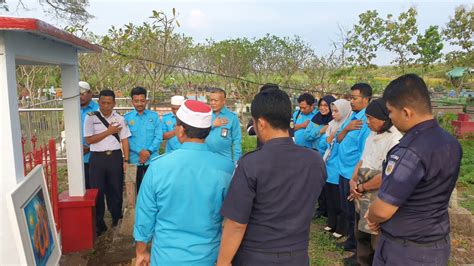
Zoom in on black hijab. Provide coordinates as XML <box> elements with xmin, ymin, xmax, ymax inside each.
<box><xmin>312</xmin><ymin>95</ymin><xmax>337</xmax><ymax>125</ymax></box>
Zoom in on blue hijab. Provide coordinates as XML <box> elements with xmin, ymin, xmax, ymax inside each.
<box><xmin>311</xmin><ymin>95</ymin><xmax>337</xmax><ymax>125</ymax></box>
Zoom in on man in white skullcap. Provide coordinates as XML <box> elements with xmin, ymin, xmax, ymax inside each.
<box><xmin>161</xmin><ymin>95</ymin><xmax>185</xmax><ymax>153</ymax></box>
<box><xmin>134</xmin><ymin>100</ymin><xmax>235</xmax><ymax>265</ymax></box>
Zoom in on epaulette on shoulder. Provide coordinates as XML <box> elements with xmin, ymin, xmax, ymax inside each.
<box><xmin>87</xmin><ymin>111</ymin><xmax>97</xmax><ymax>116</ymax></box>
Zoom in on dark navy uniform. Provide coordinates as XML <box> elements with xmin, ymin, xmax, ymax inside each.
<box><xmin>374</xmin><ymin>119</ymin><xmax>462</xmax><ymax>265</ymax></box>
<box><xmin>221</xmin><ymin>137</ymin><xmax>326</xmax><ymax>265</ymax></box>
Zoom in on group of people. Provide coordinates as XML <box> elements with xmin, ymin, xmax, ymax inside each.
<box><xmin>80</xmin><ymin>84</ymin><xmax>242</xmax><ymax>236</ymax></box>
<box><xmin>79</xmin><ymin>73</ymin><xmax>462</xmax><ymax>266</ymax></box>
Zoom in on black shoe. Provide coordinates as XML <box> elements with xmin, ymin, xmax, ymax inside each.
<box><xmin>343</xmin><ymin>254</ymin><xmax>357</xmax><ymax>265</ymax></box>
<box><xmin>112</xmin><ymin>219</ymin><xmax>120</xmax><ymax>227</ymax></box>
<box><xmin>96</xmin><ymin>225</ymin><xmax>107</xmax><ymax>236</ymax></box>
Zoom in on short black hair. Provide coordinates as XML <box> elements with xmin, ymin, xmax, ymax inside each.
<box><xmin>99</xmin><ymin>89</ymin><xmax>115</xmax><ymax>100</ymax></box>
<box><xmin>130</xmin><ymin>86</ymin><xmax>147</xmax><ymax>98</ymax></box>
<box><xmin>251</xmin><ymin>88</ymin><xmax>292</xmax><ymax>130</ymax></box>
<box><xmin>209</xmin><ymin>87</ymin><xmax>226</xmax><ymax>98</ymax></box>
<box><xmin>297</xmin><ymin>93</ymin><xmax>315</xmax><ymax>105</ymax></box>
<box><xmin>176</xmin><ymin>118</ymin><xmax>212</xmax><ymax>139</ymax></box>
<box><xmin>260</xmin><ymin>83</ymin><xmax>279</xmax><ymax>92</ymax></box>
<box><xmin>351</xmin><ymin>83</ymin><xmax>373</xmax><ymax>99</ymax></box>
<box><xmin>383</xmin><ymin>74</ymin><xmax>432</xmax><ymax>114</ymax></box>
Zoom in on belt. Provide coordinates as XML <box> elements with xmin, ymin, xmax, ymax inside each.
<box><xmin>382</xmin><ymin>231</ymin><xmax>449</xmax><ymax>248</ymax></box>
<box><xmin>92</xmin><ymin>150</ymin><xmax>120</xmax><ymax>156</ymax></box>
<box><xmin>251</xmin><ymin>248</ymin><xmax>307</xmax><ymax>258</ymax></box>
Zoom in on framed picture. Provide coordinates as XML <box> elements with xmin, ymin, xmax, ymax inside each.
<box><xmin>7</xmin><ymin>165</ymin><xmax>61</xmax><ymax>266</ymax></box>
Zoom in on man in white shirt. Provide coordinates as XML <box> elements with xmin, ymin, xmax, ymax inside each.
<box><xmin>84</xmin><ymin>89</ymin><xmax>131</xmax><ymax>236</ymax></box>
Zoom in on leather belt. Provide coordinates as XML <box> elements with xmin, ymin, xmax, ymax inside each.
<box><xmin>92</xmin><ymin>150</ymin><xmax>120</xmax><ymax>156</ymax></box>
<box><xmin>252</xmin><ymin>248</ymin><xmax>307</xmax><ymax>258</ymax></box>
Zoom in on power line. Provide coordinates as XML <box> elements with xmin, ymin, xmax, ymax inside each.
<box><xmin>93</xmin><ymin>43</ymin><xmax>348</xmax><ymax>97</ymax></box>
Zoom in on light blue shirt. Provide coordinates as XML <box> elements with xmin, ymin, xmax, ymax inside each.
<box><xmin>205</xmin><ymin>107</ymin><xmax>242</xmax><ymax>163</ymax></box>
<box><xmin>325</xmin><ymin>134</ymin><xmax>340</xmax><ymax>185</ymax></box>
<box><xmin>293</xmin><ymin>109</ymin><xmax>317</xmax><ymax>148</ymax></box>
<box><xmin>124</xmin><ymin>109</ymin><xmax>163</xmax><ymax>165</ymax></box>
<box><xmin>336</xmin><ymin>108</ymin><xmax>371</xmax><ymax>179</ymax></box>
<box><xmin>304</xmin><ymin>121</ymin><xmax>327</xmax><ymax>153</ymax></box>
<box><xmin>81</xmin><ymin>100</ymin><xmax>99</xmax><ymax>163</ymax></box>
<box><xmin>161</xmin><ymin>113</ymin><xmax>181</xmax><ymax>153</ymax></box>
<box><xmin>134</xmin><ymin>142</ymin><xmax>234</xmax><ymax>265</ymax></box>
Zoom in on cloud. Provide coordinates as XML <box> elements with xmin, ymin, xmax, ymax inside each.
<box><xmin>187</xmin><ymin>9</ymin><xmax>209</xmax><ymax>29</ymax></box>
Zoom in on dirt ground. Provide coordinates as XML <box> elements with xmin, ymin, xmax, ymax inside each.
<box><xmin>61</xmin><ymin>215</ymin><xmax>473</xmax><ymax>265</ymax></box>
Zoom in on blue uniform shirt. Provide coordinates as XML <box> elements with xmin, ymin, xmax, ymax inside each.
<box><xmin>336</xmin><ymin>108</ymin><xmax>371</xmax><ymax>179</ymax></box>
<box><xmin>293</xmin><ymin>109</ymin><xmax>317</xmax><ymax>148</ymax></box>
<box><xmin>134</xmin><ymin>142</ymin><xmax>234</xmax><ymax>265</ymax></box>
<box><xmin>161</xmin><ymin>113</ymin><xmax>181</xmax><ymax>153</ymax></box>
<box><xmin>205</xmin><ymin>107</ymin><xmax>242</xmax><ymax>163</ymax></box>
<box><xmin>81</xmin><ymin>100</ymin><xmax>99</xmax><ymax>163</ymax></box>
<box><xmin>304</xmin><ymin>121</ymin><xmax>326</xmax><ymax>152</ymax></box>
<box><xmin>124</xmin><ymin>109</ymin><xmax>163</xmax><ymax>165</ymax></box>
<box><xmin>379</xmin><ymin>119</ymin><xmax>462</xmax><ymax>242</ymax></box>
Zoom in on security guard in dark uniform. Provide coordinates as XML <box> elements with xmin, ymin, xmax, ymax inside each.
<box><xmin>366</xmin><ymin>74</ymin><xmax>462</xmax><ymax>265</ymax></box>
<box><xmin>217</xmin><ymin>87</ymin><xmax>326</xmax><ymax>265</ymax></box>
<box><xmin>84</xmin><ymin>89</ymin><xmax>131</xmax><ymax>235</ymax></box>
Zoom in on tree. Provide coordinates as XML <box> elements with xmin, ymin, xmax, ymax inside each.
<box><xmin>345</xmin><ymin>10</ymin><xmax>384</xmax><ymax>69</ymax></box>
<box><xmin>381</xmin><ymin>7</ymin><xmax>418</xmax><ymax>73</ymax></box>
<box><xmin>443</xmin><ymin>5</ymin><xmax>474</xmax><ymax>66</ymax></box>
<box><xmin>414</xmin><ymin>25</ymin><xmax>444</xmax><ymax>71</ymax></box>
<box><xmin>1</xmin><ymin>0</ymin><xmax>92</xmax><ymax>25</ymax></box>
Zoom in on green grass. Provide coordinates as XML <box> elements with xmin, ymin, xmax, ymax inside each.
<box><xmin>242</xmin><ymin>134</ymin><xmax>257</xmax><ymax>154</ymax></box>
<box><xmin>309</xmin><ymin>218</ymin><xmax>345</xmax><ymax>265</ymax></box>
<box><xmin>458</xmin><ymin>140</ymin><xmax>474</xmax><ymax>213</ymax></box>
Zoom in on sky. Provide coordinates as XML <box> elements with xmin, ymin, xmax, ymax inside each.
<box><xmin>1</xmin><ymin>0</ymin><xmax>471</xmax><ymax>65</ymax></box>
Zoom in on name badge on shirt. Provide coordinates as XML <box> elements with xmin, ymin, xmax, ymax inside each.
<box><xmin>385</xmin><ymin>160</ymin><xmax>396</xmax><ymax>176</ymax></box>
<box><xmin>221</xmin><ymin>128</ymin><xmax>229</xmax><ymax>138</ymax></box>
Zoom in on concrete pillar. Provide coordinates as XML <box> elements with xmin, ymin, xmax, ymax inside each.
<box><xmin>0</xmin><ymin>32</ymin><xmax>25</xmax><ymax>265</ymax></box>
<box><xmin>61</xmin><ymin>63</ymin><xmax>86</xmax><ymax>196</ymax></box>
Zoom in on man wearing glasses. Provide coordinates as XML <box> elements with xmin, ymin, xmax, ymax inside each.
<box><xmin>162</xmin><ymin>95</ymin><xmax>185</xmax><ymax>153</ymax></box>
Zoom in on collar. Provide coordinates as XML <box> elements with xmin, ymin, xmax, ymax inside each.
<box><xmin>132</xmin><ymin>109</ymin><xmax>149</xmax><ymax>116</ymax></box>
<box><xmin>399</xmin><ymin>119</ymin><xmax>438</xmax><ymax>147</ymax></box>
<box><xmin>180</xmin><ymin>142</ymin><xmax>209</xmax><ymax>151</ymax></box>
<box><xmin>99</xmin><ymin>110</ymin><xmax>116</xmax><ymax>119</ymax></box>
<box><xmin>264</xmin><ymin>137</ymin><xmax>294</xmax><ymax>146</ymax></box>
<box><xmin>352</xmin><ymin>108</ymin><xmax>366</xmax><ymax>120</ymax></box>
<box><xmin>82</xmin><ymin>100</ymin><xmax>97</xmax><ymax>110</ymax></box>
<box><xmin>214</xmin><ymin>106</ymin><xmax>229</xmax><ymax>116</ymax></box>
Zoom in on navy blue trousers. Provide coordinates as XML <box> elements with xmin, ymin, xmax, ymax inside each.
<box><xmin>373</xmin><ymin>233</ymin><xmax>450</xmax><ymax>265</ymax></box>
<box><xmin>339</xmin><ymin>176</ymin><xmax>356</xmax><ymax>250</ymax></box>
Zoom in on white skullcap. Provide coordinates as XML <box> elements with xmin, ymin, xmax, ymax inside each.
<box><xmin>176</xmin><ymin>100</ymin><xmax>212</xmax><ymax>128</ymax></box>
<box><xmin>171</xmin><ymin>95</ymin><xmax>185</xmax><ymax>106</ymax></box>
<box><xmin>79</xmin><ymin>81</ymin><xmax>91</xmax><ymax>93</ymax></box>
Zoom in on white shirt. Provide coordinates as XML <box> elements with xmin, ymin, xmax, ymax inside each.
<box><xmin>84</xmin><ymin>110</ymin><xmax>131</xmax><ymax>152</ymax></box>
<box><xmin>360</xmin><ymin>126</ymin><xmax>403</xmax><ymax>171</ymax></box>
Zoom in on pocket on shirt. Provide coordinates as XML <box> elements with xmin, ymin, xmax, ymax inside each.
<box><xmin>146</xmin><ymin>123</ymin><xmax>156</xmax><ymax>136</ymax></box>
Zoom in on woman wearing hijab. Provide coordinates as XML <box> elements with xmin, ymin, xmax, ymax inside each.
<box><xmin>304</xmin><ymin>95</ymin><xmax>337</xmax><ymax>219</ymax></box>
<box><xmin>322</xmin><ymin>99</ymin><xmax>352</xmax><ymax>239</ymax></box>
<box><xmin>304</xmin><ymin>95</ymin><xmax>337</xmax><ymax>155</ymax></box>
<box><xmin>346</xmin><ymin>98</ymin><xmax>402</xmax><ymax>266</ymax></box>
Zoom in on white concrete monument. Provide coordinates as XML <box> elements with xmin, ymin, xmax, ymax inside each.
<box><xmin>0</xmin><ymin>17</ymin><xmax>100</xmax><ymax>265</ymax></box>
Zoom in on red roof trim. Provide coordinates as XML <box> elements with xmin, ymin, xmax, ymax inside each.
<box><xmin>0</xmin><ymin>17</ymin><xmax>101</xmax><ymax>52</ymax></box>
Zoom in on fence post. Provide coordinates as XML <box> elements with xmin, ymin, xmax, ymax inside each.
<box><xmin>49</xmin><ymin>138</ymin><xmax>60</xmax><ymax>231</ymax></box>
<box><xmin>21</xmin><ymin>136</ymin><xmax>26</xmax><ymax>176</ymax></box>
